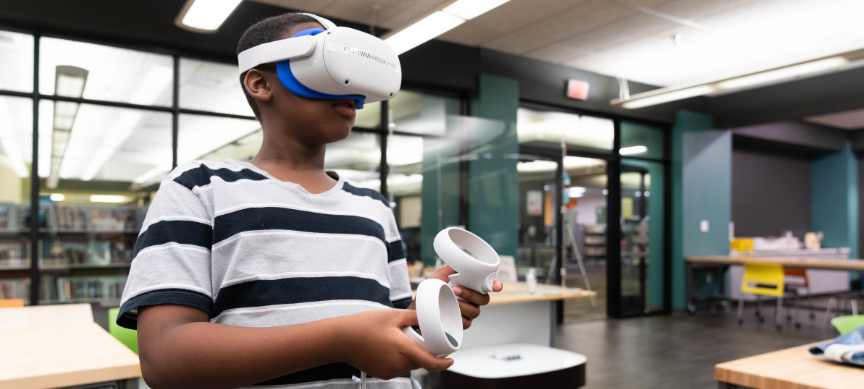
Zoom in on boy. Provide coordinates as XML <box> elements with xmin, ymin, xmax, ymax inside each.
<box><xmin>117</xmin><ymin>12</ymin><xmax>502</xmax><ymax>389</ymax></box>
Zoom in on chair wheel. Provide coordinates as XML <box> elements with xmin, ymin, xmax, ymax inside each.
<box><xmin>776</xmin><ymin>325</ymin><xmax>782</xmax><ymax>332</ymax></box>
<box><xmin>795</xmin><ymin>323</ymin><xmax>802</xmax><ymax>330</ymax></box>
<box><xmin>738</xmin><ymin>319</ymin><xmax>743</xmax><ymax>326</ymax></box>
<box><xmin>758</xmin><ymin>316</ymin><xmax>765</xmax><ymax>323</ymax></box>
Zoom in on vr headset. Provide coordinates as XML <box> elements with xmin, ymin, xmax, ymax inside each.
<box><xmin>237</xmin><ymin>13</ymin><xmax>401</xmax><ymax>109</ymax></box>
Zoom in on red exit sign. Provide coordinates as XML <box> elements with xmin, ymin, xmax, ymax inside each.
<box><xmin>566</xmin><ymin>79</ymin><xmax>590</xmax><ymax>101</ymax></box>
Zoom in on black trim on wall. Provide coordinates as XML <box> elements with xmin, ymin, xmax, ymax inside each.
<box><xmin>28</xmin><ymin>33</ymin><xmax>40</xmax><ymax>305</ymax></box>
<box><xmin>606</xmin><ymin>120</ymin><xmax>623</xmax><ymax>318</ymax></box>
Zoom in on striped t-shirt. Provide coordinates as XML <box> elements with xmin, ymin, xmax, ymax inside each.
<box><xmin>117</xmin><ymin>160</ymin><xmax>414</xmax><ymax>389</ymax></box>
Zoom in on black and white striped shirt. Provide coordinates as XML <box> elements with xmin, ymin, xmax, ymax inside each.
<box><xmin>118</xmin><ymin>160</ymin><xmax>413</xmax><ymax>388</ymax></box>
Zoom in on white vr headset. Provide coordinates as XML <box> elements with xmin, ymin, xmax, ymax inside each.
<box><xmin>237</xmin><ymin>13</ymin><xmax>401</xmax><ymax>108</ymax></box>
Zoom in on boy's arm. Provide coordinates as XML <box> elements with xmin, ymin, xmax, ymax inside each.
<box><xmin>138</xmin><ymin>305</ymin><xmax>451</xmax><ymax>389</ymax></box>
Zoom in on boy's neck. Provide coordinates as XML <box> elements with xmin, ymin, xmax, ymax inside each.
<box><xmin>251</xmin><ymin>126</ymin><xmax>337</xmax><ymax>192</ymax></box>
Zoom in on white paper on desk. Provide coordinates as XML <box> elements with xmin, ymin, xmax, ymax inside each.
<box><xmin>823</xmin><ymin>343</ymin><xmax>864</xmax><ymax>363</ymax></box>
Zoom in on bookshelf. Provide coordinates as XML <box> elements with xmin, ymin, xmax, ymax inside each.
<box><xmin>0</xmin><ymin>202</ymin><xmax>144</xmax><ymax>306</ymax></box>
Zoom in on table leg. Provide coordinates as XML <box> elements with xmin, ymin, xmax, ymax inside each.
<box><xmin>687</xmin><ymin>261</ymin><xmax>695</xmax><ymax>314</ymax></box>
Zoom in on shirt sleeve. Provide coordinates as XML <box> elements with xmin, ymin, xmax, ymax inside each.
<box><xmin>384</xmin><ymin>209</ymin><xmax>412</xmax><ymax>309</ymax></box>
<box><xmin>116</xmin><ymin>171</ymin><xmax>214</xmax><ymax>329</ymax></box>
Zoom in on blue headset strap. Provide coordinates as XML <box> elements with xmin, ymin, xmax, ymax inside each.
<box><xmin>275</xmin><ymin>27</ymin><xmax>366</xmax><ymax>109</ymax></box>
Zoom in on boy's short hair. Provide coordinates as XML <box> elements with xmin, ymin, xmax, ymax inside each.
<box><xmin>236</xmin><ymin>13</ymin><xmax>319</xmax><ymax>119</ymax></box>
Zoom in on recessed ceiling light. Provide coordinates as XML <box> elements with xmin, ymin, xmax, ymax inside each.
<box><xmin>176</xmin><ymin>0</ymin><xmax>242</xmax><ymax>33</ymax></box>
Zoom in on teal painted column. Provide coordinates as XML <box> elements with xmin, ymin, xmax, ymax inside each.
<box><xmin>671</xmin><ymin>111</ymin><xmax>731</xmax><ymax>309</ymax></box>
<box><xmin>811</xmin><ymin>144</ymin><xmax>859</xmax><ymax>259</ymax></box>
<box><xmin>468</xmin><ymin>74</ymin><xmax>519</xmax><ymax>258</ymax></box>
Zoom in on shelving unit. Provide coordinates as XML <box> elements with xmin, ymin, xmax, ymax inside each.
<box><xmin>0</xmin><ymin>202</ymin><xmax>144</xmax><ymax>306</ymax></box>
<box><xmin>582</xmin><ymin>224</ymin><xmax>607</xmax><ymax>260</ymax></box>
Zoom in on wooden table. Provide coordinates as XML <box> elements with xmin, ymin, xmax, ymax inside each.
<box><xmin>715</xmin><ymin>342</ymin><xmax>863</xmax><ymax>389</ymax></box>
<box><xmin>685</xmin><ymin>256</ymin><xmax>864</xmax><ymax>313</ymax></box>
<box><xmin>0</xmin><ymin>304</ymin><xmax>141</xmax><ymax>389</ymax></box>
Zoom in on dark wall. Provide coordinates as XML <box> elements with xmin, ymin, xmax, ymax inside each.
<box><xmin>732</xmin><ymin>146</ymin><xmax>811</xmax><ymax>237</ymax></box>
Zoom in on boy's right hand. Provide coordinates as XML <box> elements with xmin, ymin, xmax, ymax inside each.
<box><xmin>338</xmin><ymin>308</ymin><xmax>453</xmax><ymax>380</ymax></box>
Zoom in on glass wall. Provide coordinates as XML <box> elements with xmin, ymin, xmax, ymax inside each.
<box><xmin>0</xmin><ymin>96</ymin><xmax>33</xmax><ymax>303</ymax></box>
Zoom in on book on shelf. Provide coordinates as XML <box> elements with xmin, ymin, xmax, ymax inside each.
<box><xmin>45</xmin><ymin>275</ymin><xmax>126</xmax><ymax>304</ymax></box>
<box><xmin>0</xmin><ymin>278</ymin><xmax>29</xmax><ymax>300</ymax></box>
<box><xmin>0</xmin><ymin>203</ymin><xmax>25</xmax><ymax>232</ymax></box>
<box><xmin>0</xmin><ymin>241</ymin><xmax>29</xmax><ymax>270</ymax></box>
<box><xmin>41</xmin><ymin>238</ymin><xmax>133</xmax><ymax>268</ymax></box>
<box><xmin>48</xmin><ymin>204</ymin><xmax>144</xmax><ymax>232</ymax></box>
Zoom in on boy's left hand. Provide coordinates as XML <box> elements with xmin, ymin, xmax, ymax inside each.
<box><xmin>429</xmin><ymin>265</ymin><xmax>504</xmax><ymax>329</ymax></box>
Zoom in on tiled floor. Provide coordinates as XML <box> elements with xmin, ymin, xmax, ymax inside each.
<box><xmin>554</xmin><ymin>310</ymin><xmax>830</xmax><ymax>389</ymax></box>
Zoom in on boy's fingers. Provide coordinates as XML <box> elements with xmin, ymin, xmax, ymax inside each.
<box><xmin>453</xmin><ymin>286</ymin><xmax>490</xmax><ymax>306</ymax></box>
<box><xmin>462</xmin><ymin>318</ymin><xmax>472</xmax><ymax>329</ymax></box>
<box><xmin>401</xmin><ymin>342</ymin><xmax>453</xmax><ymax>372</ymax></box>
<box><xmin>397</xmin><ymin>309</ymin><xmax>419</xmax><ymax>327</ymax></box>
<box><xmin>493</xmin><ymin>279</ymin><xmax>504</xmax><ymax>292</ymax></box>
<box><xmin>430</xmin><ymin>265</ymin><xmax>456</xmax><ymax>281</ymax></box>
<box><xmin>458</xmin><ymin>300</ymin><xmax>480</xmax><ymax>319</ymax></box>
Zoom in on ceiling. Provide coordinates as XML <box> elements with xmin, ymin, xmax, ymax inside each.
<box><xmin>258</xmin><ymin>0</ymin><xmax>864</xmax><ymax>87</ymax></box>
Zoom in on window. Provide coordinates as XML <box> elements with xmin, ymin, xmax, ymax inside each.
<box><xmin>38</xmin><ymin>102</ymin><xmax>172</xmax><ymax>184</ymax></box>
<box><xmin>40</xmin><ymin>37</ymin><xmax>173</xmax><ymax>106</ymax></box>
<box><xmin>0</xmin><ymin>30</ymin><xmax>34</xmax><ymax>92</ymax></box>
<box><xmin>388</xmin><ymin>90</ymin><xmax>459</xmax><ymax>135</ymax></box>
<box><xmin>180</xmin><ymin>58</ymin><xmax>254</xmax><ymax>116</ymax></box>
<box><xmin>517</xmin><ymin>107</ymin><xmax>614</xmax><ymax>152</ymax></box>
<box><xmin>621</xmin><ymin>121</ymin><xmax>665</xmax><ymax>160</ymax></box>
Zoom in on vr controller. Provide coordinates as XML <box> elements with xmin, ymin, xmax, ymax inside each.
<box><xmin>404</xmin><ymin>227</ymin><xmax>501</xmax><ymax>356</ymax></box>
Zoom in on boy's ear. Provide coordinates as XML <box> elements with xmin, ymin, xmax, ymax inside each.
<box><xmin>243</xmin><ymin>69</ymin><xmax>273</xmax><ymax>105</ymax></box>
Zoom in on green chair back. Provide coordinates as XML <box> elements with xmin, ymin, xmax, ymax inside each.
<box><xmin>108</xmin><ymin>307</ymin><xmax>138</xmax><ymax>353</ymax></box>
<box><xmin>831</xmin><ymin>315</ymin><xmax>864</xmax><ymax>336</ymax></box>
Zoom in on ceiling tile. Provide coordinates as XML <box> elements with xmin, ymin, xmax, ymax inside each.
<box><xmin>484</xmin><ymin>0</ymin><xmax>635</xmax><ymax>54</ymax></box>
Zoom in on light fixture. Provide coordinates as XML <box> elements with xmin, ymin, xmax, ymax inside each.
<box><xmin>568</xmin><ymin>186</ymin><xmax>586</xmax><ymax>198</ymax></box>
<box><xmin>89</xmin><ymin>194</ymin><xmax>130</xmax><ymax>204</ymax></box>
<box><xmin>176</xmin><ymin>0</ymin><xmax>242</xmax><ymax>33</ymax></box>
<box><xmin>79</xmin><ymin>66</ymin><xmax>171</xmax><ymax>181</ymax></box>
<box><xmin>619</xmin><ymin>85</ymin><xmax>715</xmax><ymax>109</ymax></box>
<box><xmin>49</xmin><ymin>193</ymin><xmax>65</xmax><ymax>202</ymax></box>
<box><xmin>442</xmin><ymin>0</ymin><xmax>509</xmax><ymax>19</ymax></box>
<box><xmin>619</xmin><ymin>145</ymin><xmax>648</xmax><ymax>156</ymax></box>
<box><xmin>48</xmin><ymin>65</ymin><xmax>87</xmax><ymax>188</ymax></box>
<box><xmin>714</xmin><ymin>57</ymin><xmax>848</xmax><ymax>90</ymax></box>
<box><xmin>614</xmin><ymin>56</ymin><xmax>851</xmax><ymax>109</ymax></box>
<box><xmin>385</xmin><ymin>0</ymin><xmax>510</xmax><ymax>55</ymax></box>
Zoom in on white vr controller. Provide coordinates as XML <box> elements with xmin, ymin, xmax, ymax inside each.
<box><xmin>404</xmin><ymin>227</ymin><xmax>501</xmax><ymax>356</ymax></box>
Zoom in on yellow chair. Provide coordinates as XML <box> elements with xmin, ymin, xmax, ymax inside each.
<box><xmin>0</xmin><ymin>299</ymin><xmax>25</xmax><ymax>308</ymax></box>
<box><xmin>737</xmin><ymin>263</ymin><xmax>785</xmax><ymax>330</ymax></box>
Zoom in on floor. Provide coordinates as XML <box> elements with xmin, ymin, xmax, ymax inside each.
<box><xmin>554</xmin><ymin>309</ymin><xmax>830</xmax><ymax>389</ymax></box>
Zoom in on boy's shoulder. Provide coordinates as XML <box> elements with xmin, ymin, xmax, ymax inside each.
<box><xmin>165</xmin><ymin>160</ymin><xmax>263</xmax><ymax>190</ymax></box>
<box><xmin>340</xmin><ymin>180</ymin><xmax>390</xmax><ymax>208</ymax></box>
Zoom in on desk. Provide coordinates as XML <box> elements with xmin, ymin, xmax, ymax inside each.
<box><xmin>685</xmin><ymin>256</ymin><xmax>864</xmax><ymax>312</ymax></box>
<box><xmin>458</xmin><ymin>282</ymin><xmax>595</xmax><ymax>349</ymax></box>
<box><xmin>714</xmin><ymin>343</ymin><xmax>863</xmax><ymax>389</ymax></box>
<box><xmin>0</xmin><ymin>304</ymin><xmax>141</xmax><ymax>389</ymax></box>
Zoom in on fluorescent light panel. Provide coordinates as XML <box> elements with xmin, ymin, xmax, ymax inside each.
<box><xmin>177</xmin><ymin>0</ymin><xmax>242</xmax><ymax>32</ymax></box>
<box><xmin>89</xmin><ymin>194</ymin><xmax>130</xmax><ymax>204</ymax></box>
<box><xmin>714</xmin><ymin>57</ymin><xmax>848</xmax><ymax>90</ymax></box>
<box><xmin>621</xmin><ymin>85</ymin><xmax>715</xmax><ymax>109</ymax></box>
<box><xmin>617</xmin><ymin>56</ymin><xmax>849</xmax><ymax>109</ymax></box>
<box><xmin>619</xmin><ymin>145</ymin><xmax>648</xmax><ymax>156</ymax></box>
<box><xmin>443</xmin><ymin>0</ymin><xmax>509</xmax><ymax>19</ymax></box>
<box><xmin>386</xmin><ymin>0</ymin><xmax>511</xmax><ymax>55</ymax></box>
